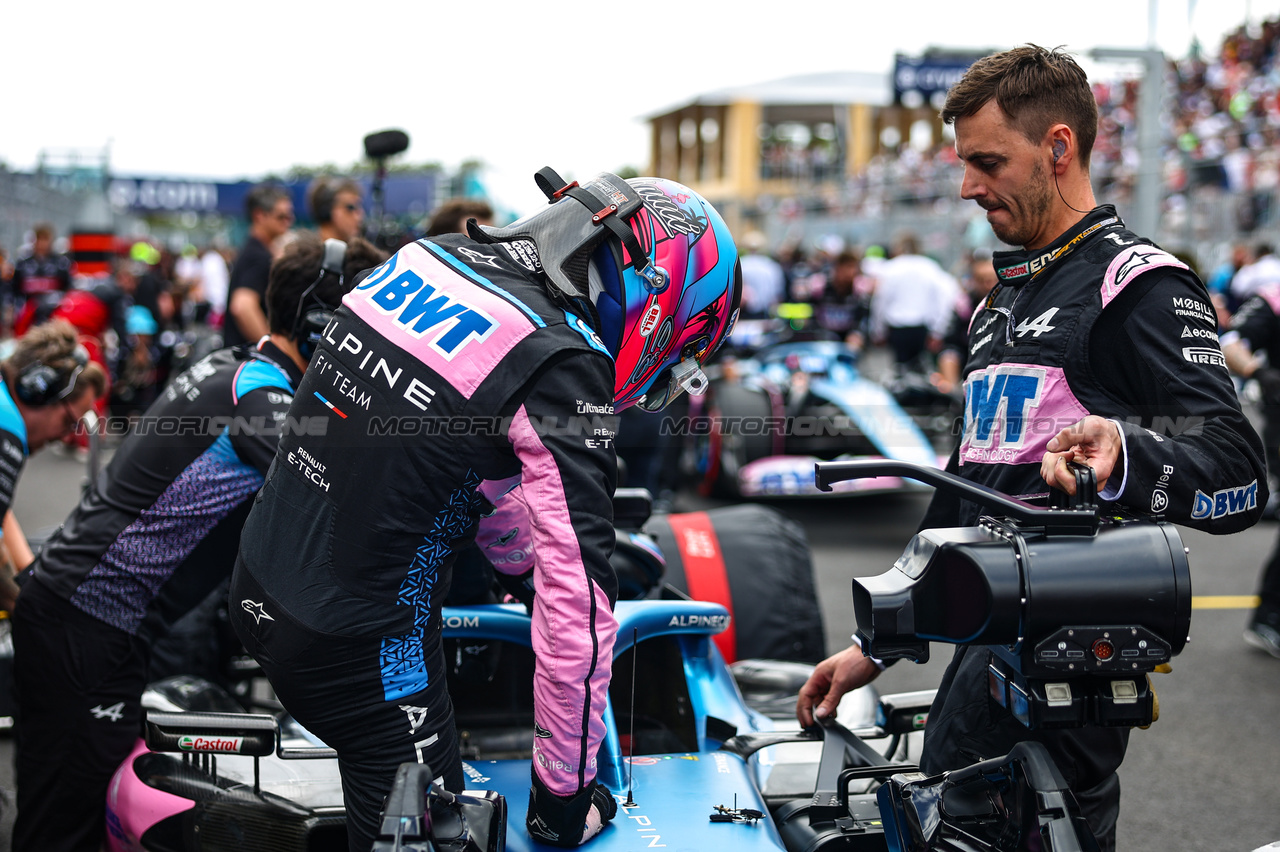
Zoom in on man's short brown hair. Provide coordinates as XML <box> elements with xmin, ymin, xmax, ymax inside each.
<box><xmin>4</xmin><ymin>320</ymin><xmax>108</xmax><ymax>402</ymax></box>
<box><xmin>425</xmin><ymin>199</ymin><xmax>495</xmax><ymax>238</ymax></box>
<box><xmin>941</xmin><ymin>45</ymin><xmax>1098</xmax><ymax>169</ymax></box>
<box><xmin>265</xmin><ymin>234</ymin><xmax>389</xmax><ymax>334</ymax></box>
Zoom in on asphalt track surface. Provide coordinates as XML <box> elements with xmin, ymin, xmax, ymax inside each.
<box><xmin>2</xmin><ymin>437</ymin><xmax>1279</xmax><ymax>851</ymax></box>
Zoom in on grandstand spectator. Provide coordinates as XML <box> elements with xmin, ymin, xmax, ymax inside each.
<box><xmin>307</xmin><ymin>175</ymin><xmax>366</xmax><ymax>243</ymax></box>
<box><xmin>423</xmin><ymin>198</ymin><xmax>494</xmax><ymax>237</ymax></box>
<box><xmin>224</xmin><ymin>184</ymin><xmax>293</xmax><ymax>349</ymax></box>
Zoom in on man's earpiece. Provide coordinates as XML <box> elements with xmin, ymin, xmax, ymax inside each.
<box><xmin>1053</xmin><ymin>140</ymin><xmax>1066</xmax><ymax>163</ymax></box>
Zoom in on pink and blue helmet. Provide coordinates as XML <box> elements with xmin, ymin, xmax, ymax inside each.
<box><xmin>485</xmin><ymin>169</ymin><xmax>741</xmax><ymax>411</ymax></box>
<box><xmin>592</xmin><ymin>177</ymin><xmax>741</xmax><ymax>410</ymax></box>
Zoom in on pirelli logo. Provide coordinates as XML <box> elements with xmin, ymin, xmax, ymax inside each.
<box><xmin>1182</xmin><ymin>347</ymin><xmax>1226</xmax><ymax>369</ymax></box>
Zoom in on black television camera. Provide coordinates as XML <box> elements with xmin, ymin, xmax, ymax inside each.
<box><xmin>816</xmin><ymin>460</ymin><xmax>1191</xmax><ymax>730</ymax></box>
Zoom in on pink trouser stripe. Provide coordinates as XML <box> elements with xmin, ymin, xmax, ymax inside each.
<box><xmin>508</xmin><ymin>406</ymin><xmax>616</xmax><ymax>795</ymax></box>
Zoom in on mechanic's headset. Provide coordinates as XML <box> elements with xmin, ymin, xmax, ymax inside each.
<box><xmin>16</xmin><ymin>343</ymin><xmax>90</xmax><ymax>407</ymax></box>
<box><xmin>310</xmin><ymin>177</ymin><xmax>338</xmax><ymax>226</ymax></box>
<box><xmin>293</xmin><ymin>239</ymin><xmax>346</xmax><ymax>359</ymax></box>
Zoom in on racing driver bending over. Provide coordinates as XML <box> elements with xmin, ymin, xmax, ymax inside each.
<box><xmin>797</xmin><ymin>46</ymin><xmax>1266</xmax><ymax>852</ymax></box>
<box><xmin>10</xmin><ymin>234</ymin><xmax>386</xmax><ymax>852</ymax></box>
<box><xmin>229</xmin><ymin>169</ymin><xmax>742</xmax><ymax>850</ymax></box>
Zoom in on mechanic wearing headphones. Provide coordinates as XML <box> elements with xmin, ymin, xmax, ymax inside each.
<box><xmin>9</xmin><ymin>234</ymin><xmax>387</xmax><ymax>852</ymax></box>
<box><xmin>0</xmin><ymin>320</ymin><xmax>107</xmax><ymax>606</ymax></box>
<box><xmin>230</xmin><ymin>169</ymin><xmax>742</xmax><ymax>851</ymax></box>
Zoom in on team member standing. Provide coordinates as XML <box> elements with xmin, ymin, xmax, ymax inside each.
<box><xmin>8</xmin><ymin>223</ymin><xmax>72</xmax><ymax>328</ymax></box>
<box><xmin>10</xmin><ymin>234</ymin><xmax>385</xmax><ymax>852</ymax></box>
<box><xmin>230</xmin><ymin>169</ymin><xmax>741</xmax><ymax>850</ymax></box>
<box><xmin>797</xmin><ymin>46</ymin><xmax>1266</xmax><ymax>851</ymax></box>
<box><xmin>223</xmin><ymin>183</ymin><xmax>294</xmax><ymax>348</ymax></box>
<box><xmin>308</xmin><ymin>175</ymin><xmax>367</xmax><ymax>243</ymax></box>
<box><xmin>1222</xmin><ymin>290</ymin><xmax>1280</xmax><ymax>655</ymax></box>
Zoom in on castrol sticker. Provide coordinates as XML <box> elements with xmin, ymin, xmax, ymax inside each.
<box><xmin>177</xmin><ymin>735</ymin><xmax>245</xmax><ymax>754</ymax></box>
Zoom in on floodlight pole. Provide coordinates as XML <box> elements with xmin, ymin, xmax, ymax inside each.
<box><xmin>1090</xmin><ymin>47</ymin><xmax>1166</xmax><ymax>240</ymax></box>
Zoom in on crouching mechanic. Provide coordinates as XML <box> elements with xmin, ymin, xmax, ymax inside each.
<box><xmin>10</xmin><ymin>234</ymin><xmax>387</xmax><ymax>852</ymax></box>
<box><xmin>0</xmin><ymin>321</ymin><xmax>107</xmax><ymax>609</ymax></box>
<box><xmin>229</xmin><ymin>169</ymin><xmax>742</xmax><ymax>850</ymax></box>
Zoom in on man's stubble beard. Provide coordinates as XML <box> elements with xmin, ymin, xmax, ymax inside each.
<box><xmin>990</xmin><ymin>158</ymin><xmax>1055</xmax><ymax>249</ymax></box>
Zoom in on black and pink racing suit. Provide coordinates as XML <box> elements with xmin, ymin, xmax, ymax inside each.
<box><xmin>230</xmin><ymin>233</ymin><xmax>620</xmax><ymax>849</ymax></box>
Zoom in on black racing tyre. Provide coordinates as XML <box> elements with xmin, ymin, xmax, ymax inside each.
<box><xmin>645</xmin><ymin>504</ymin><xmax>825</xmax><ymax>664</ymax></box>
<box><xmin>695</xmin><ymin>382</ymin><xmax>775</xmax><ymax>498</ymax></box>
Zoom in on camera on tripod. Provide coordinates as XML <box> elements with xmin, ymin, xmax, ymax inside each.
<box><xmin>816</xmin><ymin>460</ymin><xmax>1191</xmax><ymax>730</ymax></box>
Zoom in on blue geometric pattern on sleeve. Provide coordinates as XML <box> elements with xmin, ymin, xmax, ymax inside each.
<box><xmin>379</xmin><ymin>468</ymin><xmax>483</xmax><ymax>701</ymax></box>
<box><xmin>69</xmin><ymin>431</ymin><xmax>263</xmax><ymax>634</ymax></box>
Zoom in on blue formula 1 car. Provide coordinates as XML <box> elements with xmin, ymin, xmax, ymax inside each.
<box><xmin>106</xmin><ymin>599</ymin><xmax>822</xmax><ymax>852</ymax></box>
<box><xmin>107</xmin><ymin>596</ymin><xmax>1096</xmax><ymax>852</ymax></box>
<box><xmin>690</xmin><ymin>318</ymin><xmax>949</xmax><ymax>499</ymax></box>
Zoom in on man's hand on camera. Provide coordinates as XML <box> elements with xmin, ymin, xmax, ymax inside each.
<box><xmin>796</xmin><ymin>642</ymin><xmax>882</xmax><ymax>727</ymax></box>
<box><xmin>1041</xmin><ymin>415</ymin><xmax>1122</xmax><ymax>495</ymax></box>
<box><xmin>526</xmin><ymin>771</ymin><xmax>617</xmax><ymax>847</ymax></box>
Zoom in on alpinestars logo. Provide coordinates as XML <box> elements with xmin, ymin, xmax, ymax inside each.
<box><xmin>456</xmin><ymin>246</ymin><xmax>501</xmax><ymax>268</ymax></box>
<box><xmin>400</xmin><ymin>704</ymin><xmax>430</xmax><ymax>735</ymax></box>
<box><xmin>240</xmin><ymin>599</ymin><xmax>275</xmax><ymax>624</ymax></box>
<box><xmin>529</xmin><ymin>815</ymin><xmax>559</xmax><ymax>842</ymax></box>
<box><xmin>91</xmin><ymin>702</ymin><xmax>125</xmax><ymax>722</ymax></box>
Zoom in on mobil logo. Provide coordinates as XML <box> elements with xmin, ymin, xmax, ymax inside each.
<box><xmin>964</xmin><ymin>365</ymin><xmax>1046</xmax><ymax>448</ymax></box>
<box><xmin>356</xmin><ymin>261</ymin><xmax>498</xmax><ymax>359</ymax></box>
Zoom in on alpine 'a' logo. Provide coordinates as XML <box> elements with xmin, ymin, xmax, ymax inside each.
<box><xmin>640</xmin><ymin>303</ymin><xmax>662</xmax><ymax>337</ymax></box>
<box><xmin>400</xmin><ymin>704</ymin><xmax>430</xmax><ymax>735</ymax></box>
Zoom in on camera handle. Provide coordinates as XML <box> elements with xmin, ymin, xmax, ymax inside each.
<box><xmin>815</xmin><ymin>460</ymin><xmax>1099</xmax><ymax>533</ymax></box>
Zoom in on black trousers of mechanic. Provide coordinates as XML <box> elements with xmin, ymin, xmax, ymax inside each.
<box><xmin>1254</xmin><ymin>406</ymin><xmax>1280</xmax><ymax>618</ymax></box>
<box><xmin>10</xmin><ymin>578</ymin><xmax>151</xmax><ymax>852</ymax></box>
<box><xmin>229</xmin><ymin>565</ymin><xmax>465</xmax><ymax>852</ymax></box>
<box><xmin>1257</xmin><ymin>540</ymin><xmax>1280</xmax><ymax>613</ymax></box>
<box><xmin>886</xmin><ymin>324</ymin><xmax>931</xmax><ymax>367</ymax></box>
<box><xmin>920</xmin><ymin>645</ymin><xmax>1128</xmax><ymax>852</ymax></box>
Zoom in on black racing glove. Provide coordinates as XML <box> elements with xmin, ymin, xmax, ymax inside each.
<box><xmin>526</xmin><ymin>770</ymin><xmax>617</xmax><ymax>847</ymax></box>
<box><xmin>1257</xmin><ymin>367</ymin><xmax>1280</xmax><ymax>408</ymax></box>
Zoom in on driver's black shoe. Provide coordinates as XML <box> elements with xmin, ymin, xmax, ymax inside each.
<box><xmin>1245</xmin><ymin>607</ymin><xmax>1280</xmax><ymax>659</ymax></box>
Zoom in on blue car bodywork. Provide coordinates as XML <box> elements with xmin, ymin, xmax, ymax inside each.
<box><xmin>697</xmin><ymin>337</ymin><xmax>942</xmax><ymax>497</ymax></box>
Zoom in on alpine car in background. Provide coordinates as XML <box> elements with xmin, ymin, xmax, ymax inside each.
<box><xmin>691</xmin><ymin>313</ymin><xmax>944</xmax><ymax>498</ymax></box>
